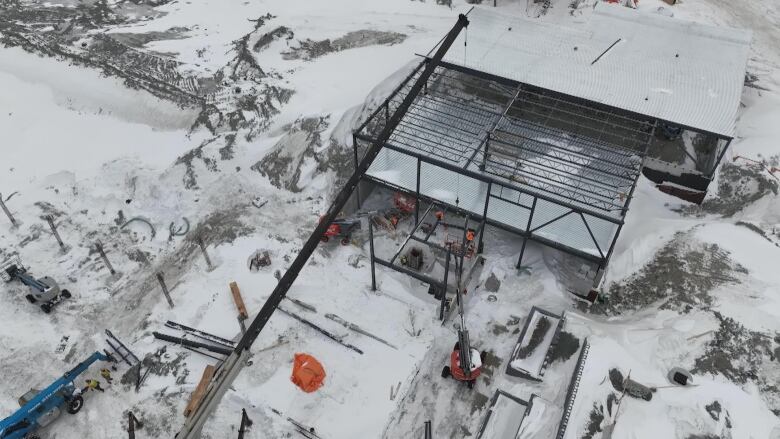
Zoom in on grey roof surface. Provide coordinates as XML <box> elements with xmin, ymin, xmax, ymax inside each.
<box><xmin>442</xmin><ymin>5</ymin><xmax>751</xmax><ymax>137</ymax></box>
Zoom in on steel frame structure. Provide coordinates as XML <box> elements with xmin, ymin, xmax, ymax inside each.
<box><xmin>354</xmin><ymin>57</ymin><xmax>657</xmax><ymax>275</ymax></box>
<box><xmin>368</xmin><ymin>202</ymin><xmax>485</xmax><ymax>320</ymax></box>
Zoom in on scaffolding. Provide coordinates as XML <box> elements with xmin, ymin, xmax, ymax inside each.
<box><xmin>354</xmin><ymin>59</ymin><xmax>656</xmax><ymax>289</ymax></box>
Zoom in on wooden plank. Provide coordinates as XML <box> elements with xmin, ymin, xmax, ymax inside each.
<box><xmin>184</xmin><ymin>365</ymin><xmax>216</xmax><ymax>417</ymax></box>
<box><xmin>229</xmin><ymin>281</ymin><xmax>249</xmax><ymax>320</ymax></box>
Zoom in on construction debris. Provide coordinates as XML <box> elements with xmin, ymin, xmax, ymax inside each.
<box><xmin>667</xmin><ymin>367</ymin><xmax>693</xmax><ymax>386</ymax></box>
<box><xmin>45</xmin><ymin>215</ymin><xmax>66</xmax><ymax>251</ymax></box>
<box><xmin>623</xmin><ymin>377</ymin><xmax>653</xmax><ymax>401</ymax></box>
<box><xmin>121</xmin><ymin>217</ymin><xmax>156</xmax><ymax>238</ymax></box>
<box><xmin>229</xmin><ymin>281</ymin><xmax>249</xmax><ymax>320</ymax></box>
<box><xmin>156</xmin><ymin>272</ymin><xmax>175</xmax><ymax>308</ymax></box>
<box><xmin>325</xmin><ymin>313</ymin><xmax>398</xmax><ymax>349</ymax></box>
<box><xmin>184</xmin><ymin>365</ymin><xmax>216</xmax><ymax>417</ymax></box>
<box><xmin>95</xmin><ymin>241</ymin><xmax>116</xmax><ymax>275</ymax></box>
<box><xmin>248</xmin><ymin>250</ymin><xmax>272</xmax><ymax>271</ymax></box>
<box><xmin>0</xmin><ymin>192</ymin><xmax>18</xmax><ymax>227</ymax></box>
<box><xmin>270</xmin><ymin>407</ymin><xmax>325</xmax><ymax>439</ymax></box>
<box><xmin>164</xmin><ymin>321</ymin><xmax>236</xmax><ymax>348</ymax></box>
<box><xmin>169</xmin><ymin>217</ymin><xmax>190</xmax><ymax>239</ymax></box>
<box><xmin>152</xmin><ymin>332</ymin><xmax>233</xmax><ymax>357</ymax></box>
<box><xmin>196</xmin><ymin>235</ymin><xmax>214</xmax><ymax>270</ymax></box>
<box><xmin>285</xmin><ymin>296</ymin><xmax>317</xmax><ymax>313</ymax></box>
<box><xmin>278</xmin><ymin>306</ymin><xmax>363</xmax><ymax>354</ymax></box>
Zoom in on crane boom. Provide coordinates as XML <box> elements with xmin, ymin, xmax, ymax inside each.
<box><xmin>175</xmin><ymin>13</ymin><xmax>470</xmax><ymax>438</ymax></box>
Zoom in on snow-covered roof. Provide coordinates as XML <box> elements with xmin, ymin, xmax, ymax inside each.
<box><xmin>441</xmin><ymin>5</ymin><xmax>752</xmax><ymax>137</ymax></box>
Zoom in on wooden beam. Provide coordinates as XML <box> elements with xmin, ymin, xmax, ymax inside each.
<box><xmin>230</xmin><ymin>281</ymin><xmax>249</xmax><ymax>320</ymax></box>
<box><xmin>184</xmin><ymin>365</ymin><xmax>216</xmax><ymax>417</ymax></box>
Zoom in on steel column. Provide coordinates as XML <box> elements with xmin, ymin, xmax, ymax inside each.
<box><xmin>415</xmin><ymin>158</ymin><xmax>421</xmax><ymax>224</ymax></box>
<box><xmin>439</xmin><ymin>246</ymin><xmax>452</xmax><ymax>321</ymax></box>
<box><xmin>478</xmin><ymin>182</ymin><xmax>492</xmax><ymax>253</ymax></box>
<box><xmin>353</xmin><ymin>134</ymin><xmax>362</xmax><ymax>210</ymax></box>
<box><xmin>369</xmin><ymin>220</ymin><xmax>376</xmax><ymax>291</ymax></box>
<box><xmin>516</xmin><ymin>197</ymin><xmax>537</xmax><ymax>269</ymax></box>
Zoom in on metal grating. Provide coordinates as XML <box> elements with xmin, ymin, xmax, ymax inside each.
<box><xmin>359</xmin><ymin>64</ymin><xmax>653</xmax><ymax>219</ymax></box>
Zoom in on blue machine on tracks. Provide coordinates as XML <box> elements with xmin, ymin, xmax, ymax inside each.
<box><xmin>0</xmin><ymin>351</ymin><xmax>114</xmax><ymax>439</ymax></box>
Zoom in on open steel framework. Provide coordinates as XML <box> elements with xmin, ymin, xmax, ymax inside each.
<box><xmin>353</xmin><ymin>58</ymin><xmax>657</xmax><ymax>283</ymax></box>
<box><xmin>368</xmin><ymin>202</ymin><xmax>485</xmax><ymax>320</ymax></box>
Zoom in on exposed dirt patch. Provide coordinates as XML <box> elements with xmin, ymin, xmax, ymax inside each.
<box><xmin>608</xmin><ymin>368</ymin><xmax>624</xmax><ymax>392</ymax></box>
<box><xmin>282</xmin><ymin>30</ymin><xmax>406</xmax><ymax>61</ymax></box>
<box><xmin>252</xmin><ymin>116</ymin><xmax>330</xmax><ymax>192</ymax></box>
<box><xmin>175</xmin><ymin>136</ymin><xmax>220</xmax><ymax>189</ymax></box>
<box><xmin>693</xmin><ymin>312</ymin><xmax>780</xmax><ymax>415</ymax></box>
<box><xmin>108</xmin><ymin>27</ymin><xmax>188</xmax><ymax>48</ymax></box>
<box><xmin>549</xmin><ymin>331</ymin><xmax>580</xmax><ymax>364</ymax></box>
<box><xmin>581</xmin><ymin>402</ymin><xmax>606</xmax><ymax>439</ymax></box>
<box><xmin>705</xmin><ymin>400</ymin><xmax>732</xmax><ymax>428</ymax></box>
<box><xmin>692</xmin><ymin>313</ymin><xmax>771</xmax><ymax>384</ymax></box>
<box><xmin>586</xmin><ymin>229</ymin><xmax>747</xmax><ymax>315</ymax></box>
<box><xmin>470</xmin><ymin>391</ymin><xmax>489</xmax><ymax>415</ymax></box>
<box><xmin>676</xmin><ymin>162</ymin><xmax>778</xmax><ymax>218</ymax></box>
<box><xmin>491</xmin><ymin>323</ymin><xmax>508</xmax><ymax>336</ymax></box>
<box><xmin>253</xmin><ymin>25</ymin><xmax>294</xmax><ymax>52</ymax></box>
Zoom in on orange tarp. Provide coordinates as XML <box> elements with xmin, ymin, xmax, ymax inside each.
<box><xmin>291</xmin><ymin>353</ymin><xmax>326</xmax><ymax>393</ymax></box>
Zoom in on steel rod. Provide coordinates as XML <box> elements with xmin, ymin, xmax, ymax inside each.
<box><xmin>389</xmin><ymin>205</ymin><xmax>435</xmax><ymax>265</ymax></box>
<box><xmin>95</xmin><ymin>241</ymin><xmax>116</xmax><ymax>275</ymax></box>
<box><xmin>46</xmin><ymin>215</ymin><xmax>65</xmax><ymax>250</ymax></box>
<box><xmin>0</xmin><ymin>193</ymin><xmax>17</xmax><ymax>227</ymax></box>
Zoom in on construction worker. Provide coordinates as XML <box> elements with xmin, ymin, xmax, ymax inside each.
<box><xmin>85</xmin><ymin>379</ymin><xmax>105</xmax><ymax>392</ymax></box>
<box><xmin>100</xmin><ymin>368</ymin><xmax>113</xmax><ymax>384</ymax></box>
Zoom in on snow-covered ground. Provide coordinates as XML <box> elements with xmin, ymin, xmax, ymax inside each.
<box><xmin>1</xmin><ymin>0</ymin><xmax>780</xmax><ymax>438</ymax></box>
